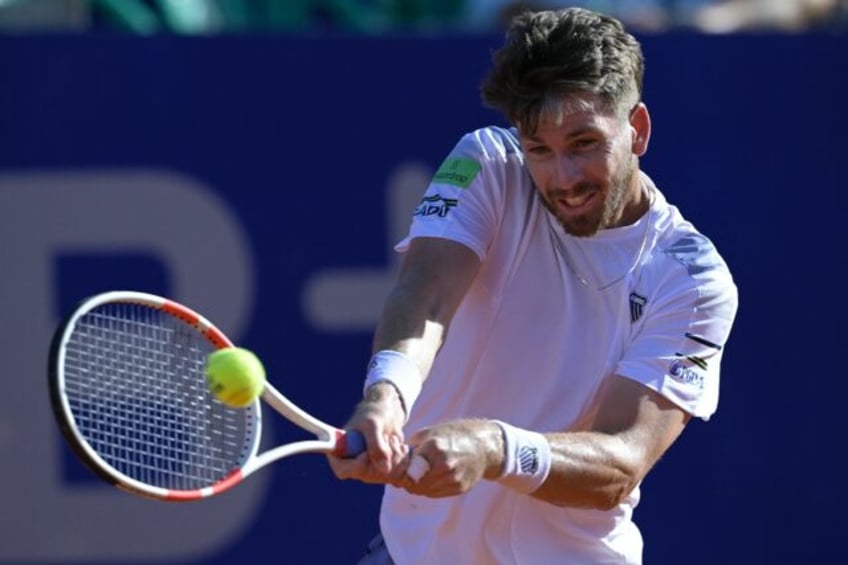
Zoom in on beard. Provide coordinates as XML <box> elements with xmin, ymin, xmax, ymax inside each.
<box><xmin>543</xmin><ymin>160</ymin><xmax>635</xmax><ymax>237</ymax></box>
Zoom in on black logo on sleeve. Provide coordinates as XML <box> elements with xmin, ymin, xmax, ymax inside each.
<box><xmin>414</xmin><ymin>194</ymin><xmax>458</xmax><ymax>218</ymax></box>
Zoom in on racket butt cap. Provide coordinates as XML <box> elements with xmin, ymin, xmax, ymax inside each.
<box><xmin>337</xmin><ymin>430</ymin><xmax>366</xmax><ymax>457</ymax></box>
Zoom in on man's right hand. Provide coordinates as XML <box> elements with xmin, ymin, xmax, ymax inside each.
<box><xmin>327</xmin><ymin>382</ymin><xmax>411</xmax><ymax>486</ymax></box>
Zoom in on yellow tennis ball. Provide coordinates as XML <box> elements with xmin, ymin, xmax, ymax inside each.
<box><xmin>205</xmin><ymin>347</ymin><xmax>266</xmax><ymax>408</ymax></box>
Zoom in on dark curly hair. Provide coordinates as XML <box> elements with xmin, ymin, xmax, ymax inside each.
<box><xmin>481</xmin><ymin>7</ymin><xmax>644</xmax><ymax>134</ymax></box>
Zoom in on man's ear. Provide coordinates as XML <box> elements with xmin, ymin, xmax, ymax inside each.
<box><xmin>630</xmin><ymin>103</ymin><xmax>651</xmax><ymax>156</ymax></box>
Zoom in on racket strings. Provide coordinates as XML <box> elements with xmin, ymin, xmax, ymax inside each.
<box><xmin>63</xmin><ymin>303</ymin><xmax>255</xmax><ymax>491</ymax></box>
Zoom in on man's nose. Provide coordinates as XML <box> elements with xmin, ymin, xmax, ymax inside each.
<box><xmin>550</xmin><ymin>155</ymin><xmax>581</xmax><ymax>190</ymax></box>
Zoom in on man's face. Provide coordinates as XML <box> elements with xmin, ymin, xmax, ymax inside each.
<box><xmin>518</xmin><ymin>96</ymin><xmax>640</xmax><ymax>237</ymax></box>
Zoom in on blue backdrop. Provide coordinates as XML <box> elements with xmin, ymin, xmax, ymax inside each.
<box><xmin>0</xmin><ymin>31</ymin><xmax>845</xmax><ymax>564</ymax></box>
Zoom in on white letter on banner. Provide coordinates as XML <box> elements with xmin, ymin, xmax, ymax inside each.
<box><xmin>0</xmin><ymin>170</ymin><xmax>265</xmax><ymax>561</ymax></box>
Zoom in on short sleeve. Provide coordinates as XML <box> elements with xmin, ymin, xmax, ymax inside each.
<box><xmin>616</xmin><ymin>235</ymin><xmax>739</xmax><ymax>420</ymax></box>
<box><xmin>395</xmin><ymin>127</ymin><xmax>518</xmax><ymax>260</ymax></box>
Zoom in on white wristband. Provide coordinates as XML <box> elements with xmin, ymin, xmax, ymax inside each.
<box><xmin>363</xmin><ymin>350</ymin><xmax>422</xmax><ymax>421</ymax></box>
<box><xmin>492</xmin><ymin>420</ymin><xmax>552</xmax><ymax>494</ymax></box>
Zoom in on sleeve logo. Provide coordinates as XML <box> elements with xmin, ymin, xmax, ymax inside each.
<box><xmin>668</xmin><ymin>359</ymin><xmax>705</xmax><ymax>389</ymax></box>
<box><xmin>433</xmin><ymin>157</ymin><xmax>481</xmax><ymax>189</ymax></box>
<box><xmin>414</xmin><ymin>194</ymin><xmax>457</xmax><ymax>218</ymax></box>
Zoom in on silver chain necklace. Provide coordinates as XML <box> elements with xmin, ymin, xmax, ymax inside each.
<box><xmin>551</xmin><ymin>185</ymin><xmax>656</xmax><ymax>291</ymax></box>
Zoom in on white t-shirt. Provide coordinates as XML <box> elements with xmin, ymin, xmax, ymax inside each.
<box><xmin>381</xmin><ymin>126</ymin><xmax>738</xmax><ymax>564</ymax></box>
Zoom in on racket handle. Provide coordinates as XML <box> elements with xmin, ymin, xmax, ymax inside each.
<box><xmin>340</xmin><ymin>429</ymin><xmax>366</xmax><ymax>457</ymax></box>
<box><xmin>338</xmin><ymin>431</ymin><xmax>429</xmax><ymax>482</ymax></box>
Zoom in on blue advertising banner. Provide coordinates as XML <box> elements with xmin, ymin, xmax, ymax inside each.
<box><xmin>0</xmin><ymin>31</ymin><xmax>845</xmax><ymax>563</ymax></box>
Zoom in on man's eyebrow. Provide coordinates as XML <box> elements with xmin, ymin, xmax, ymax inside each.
<box><xmin>522</xmin><ymin>125</ymin><xmax>601</xmax><ymax>142</ymax></box>
<box><xmin>566</xmin><ymin>125</ymin><xmax>601</xmax><ymax>137</ymax></box>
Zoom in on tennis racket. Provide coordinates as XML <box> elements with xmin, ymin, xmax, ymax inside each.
<box><xmin>48</xmin><ymin>290</ymin><xmax>366</xmax><ymax>501</ymax></box>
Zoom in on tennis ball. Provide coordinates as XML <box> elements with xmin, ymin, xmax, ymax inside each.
<box><xmin>205</xmin><ymin>347</ymin><xmax>266</xmax><ymax>408</ymax></box>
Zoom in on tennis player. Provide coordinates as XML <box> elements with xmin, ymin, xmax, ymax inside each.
<box><xmin>329</xmin><ymin>7</ymin><xmax>739</xmax><ymax>564</ymax></box>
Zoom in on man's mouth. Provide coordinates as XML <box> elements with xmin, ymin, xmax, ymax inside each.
<box><xmin>557</xmin><ymin>191</ymin><xmax>597</xmax><ymax>213</ymax></box>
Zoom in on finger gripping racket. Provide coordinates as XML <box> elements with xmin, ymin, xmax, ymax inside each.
<box><xmin>48</xmin><ymin>290</ymin><xmax>365</xmax><ymax>501</ymax></box>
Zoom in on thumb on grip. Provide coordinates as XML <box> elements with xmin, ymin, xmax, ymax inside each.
<box><xmin>406</xmin><ymin>454</ymin><xmax>430</xmax><ymax>482</ymax></box>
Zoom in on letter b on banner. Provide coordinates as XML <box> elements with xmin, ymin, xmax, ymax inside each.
<box><xmin>0</xmin><ymin>170</ymin><xmax>267</xmax><ymax>562</ymax></box>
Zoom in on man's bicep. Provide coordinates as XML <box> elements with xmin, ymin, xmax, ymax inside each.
<box><xmin>373</xmin><ymin>237</ymin><xmax>481</xmax><ymax>358</ymax></box>
<box><xmin>591</xmin><ymin>375</ymin><xmax>691</xmax><ymax>472</ymax></box>
<box><xmin>396</xmin><ymin>236</ymin><xmax>482</xmax><ymax>320</ymax></box>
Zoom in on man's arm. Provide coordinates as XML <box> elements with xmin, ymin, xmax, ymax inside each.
<box><xmin>532</xmin><ymin>375</ymin><xmax>690</xmax><ymax>509</ymax></box>
<box><xmin>403</xmin><ymin>376</ymin><xmax>690</xmax><ymax>508</ymax></box>
<box><xmin>327</xmin><ymin>236</ymin><xmax>481</xmax><ymax>483</ymax></box>
<box><xmin>372</xmin><ymin>236</ymin><xmax>481</xmax><ymax>377</ymax></box>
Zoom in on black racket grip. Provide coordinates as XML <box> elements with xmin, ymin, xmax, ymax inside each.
<box><xmin>340</xmin><ymin>429</ymin><xmax>366</xmax><ymax>457</ymax></box>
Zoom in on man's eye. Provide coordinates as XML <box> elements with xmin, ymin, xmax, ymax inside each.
<box><xmin>573</xmin><ymin>138</ymin><xmax>598</xmax><ymax>149</ymax></box>
<box><xmin>527</xmin><ymin>146</ymin><xmax>550</xmax><ymax>155</ymax></box>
